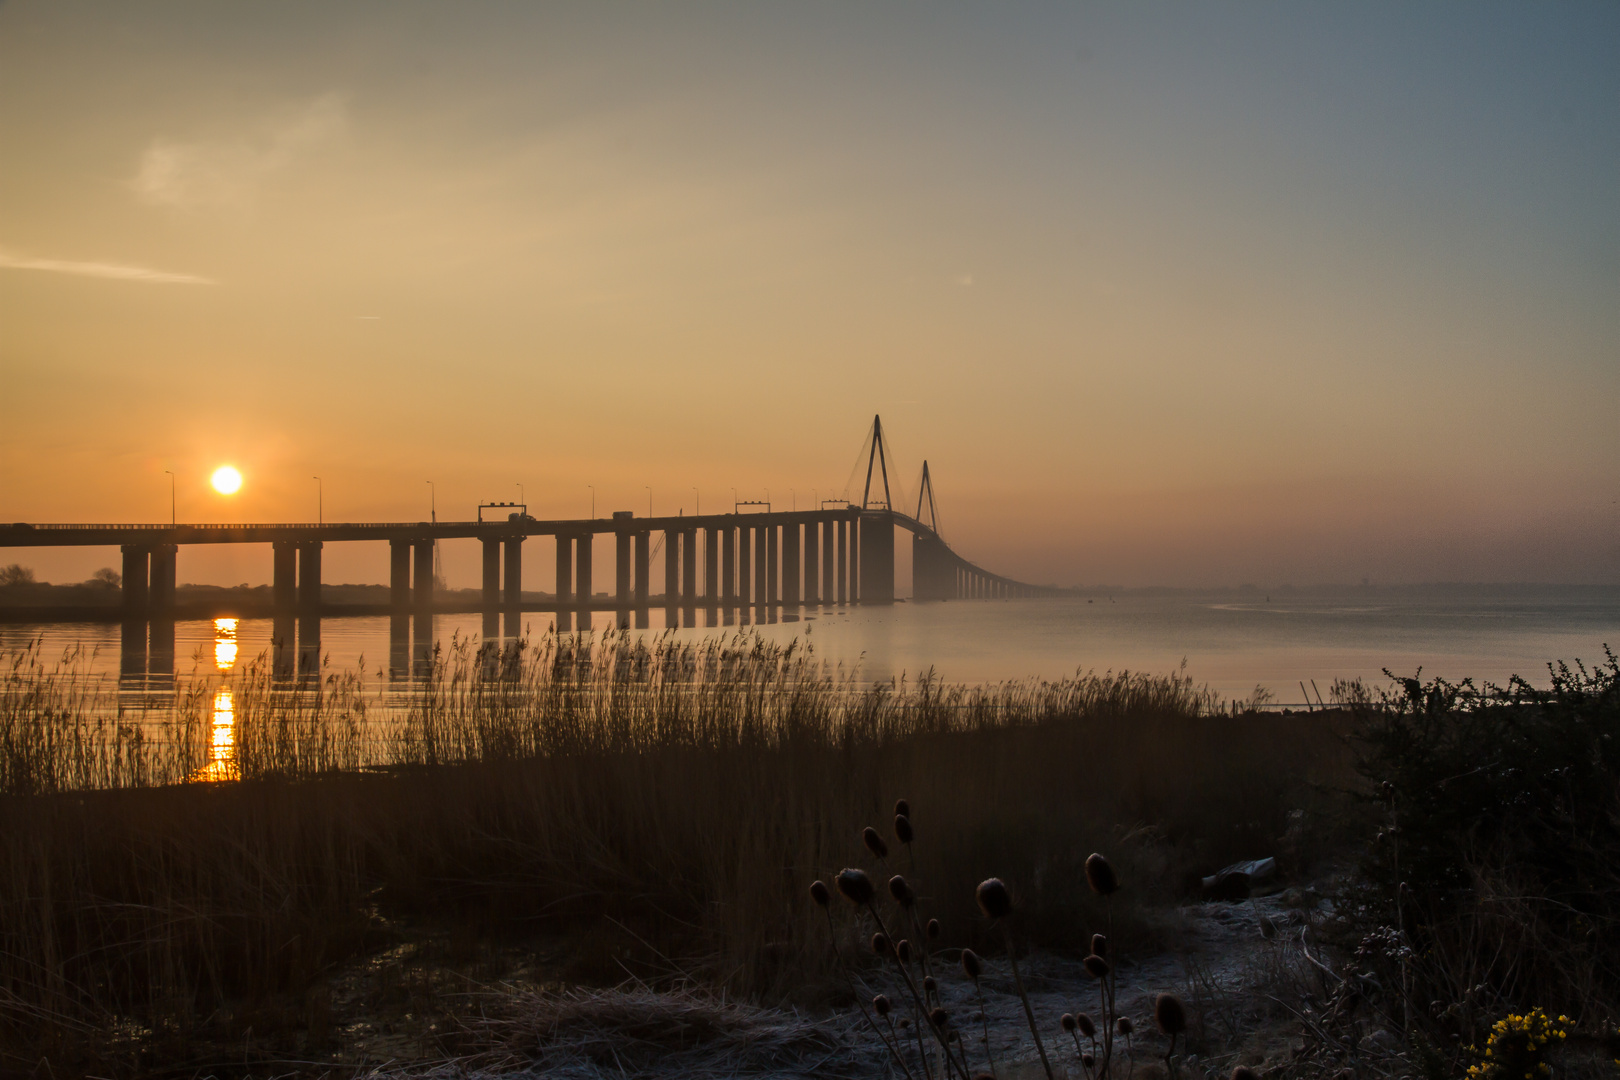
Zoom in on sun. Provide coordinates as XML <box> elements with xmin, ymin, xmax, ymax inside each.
<box><xmin>211</xmin><ymin>465</ymin><xmax>243</xmax><ymax>495</ymax></box>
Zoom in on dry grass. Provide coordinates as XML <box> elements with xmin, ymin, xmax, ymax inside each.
<box><xmin>0</xmin><ymin>631</ymin><xmax>1353</xmax><ymax>1073</ymax></box>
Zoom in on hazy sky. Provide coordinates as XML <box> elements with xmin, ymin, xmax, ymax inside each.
<box><xmin>3</xmin><ymin>2</ymin><xmax>1617</xmax><ymax>589</ymax></box>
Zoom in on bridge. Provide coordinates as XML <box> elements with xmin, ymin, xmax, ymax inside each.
<box><xmin>0</xmin><ymin>418</ymin><xmax>1059</xmax><ymax>676</ymax></box>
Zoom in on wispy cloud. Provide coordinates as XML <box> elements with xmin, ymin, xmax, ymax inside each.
<box><xmin>131</xmin><ymin>93</ymin><xmax>347</xmax><ymax>209</ymax></box>
<box><xmin>0</xmin><ymin>249</ymin><xmax>216</xmax><ymax>285</ymax></box>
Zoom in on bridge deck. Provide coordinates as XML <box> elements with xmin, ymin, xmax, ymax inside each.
<box><xmin>0</xmin><ymin>508</ymin><xmax>862</xmax><ymax>547</ymax></box>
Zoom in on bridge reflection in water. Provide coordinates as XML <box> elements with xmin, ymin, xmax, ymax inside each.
<box><xmin>0</xmin><ymin>418</ymin><xmax>1061</xmax><ymax>687</ymax></box>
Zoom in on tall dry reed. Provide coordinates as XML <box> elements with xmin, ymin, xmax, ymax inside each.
<box><xmin>0</xmin><ymin>630</ymin><xmax>1348</xmax><ymax>1071</ymax></box>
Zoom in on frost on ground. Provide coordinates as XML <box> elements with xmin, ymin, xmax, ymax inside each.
<box><xmin>366</xmin><ymin>890</ymin><xmax>1404</xmax><ymax>1079</ymax></box>
<box><xmin>368</xmin><ymin>984</ymin><xmax>878</xmax><ymax>1079</ymax></box>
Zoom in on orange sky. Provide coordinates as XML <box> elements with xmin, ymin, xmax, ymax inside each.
<box><xmin>3</xmin><ymin>3</ymin><xmax>1617</xmax><ymax>590</ymax></box>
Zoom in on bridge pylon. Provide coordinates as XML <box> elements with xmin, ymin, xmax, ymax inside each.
<box><xmin>860</xmin><ymin>414</ymin><xmax>894</xmax><ymax>511</ymax></box>
<box><xmin>914</xmin><ymin>460</ymin><xmax>940</xmax><ymax>535</ymax></box>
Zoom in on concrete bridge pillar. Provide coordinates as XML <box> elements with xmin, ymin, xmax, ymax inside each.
<box><xmin>634</xmin><ymin>530</ymin><xmax>651</xmax><ymax>628</ymax></box>
<box><xmin>737</xmin><ymin>525</ymin><xmax>752</xmax><ymax>607</ymax></box>
<box><xmin>413</xmin><ymin>538</ymin><xmax>435</xmax><ymax>668</ymax></box>
<box><xmin>121</xmin><ymin>545</ymin><xmax>150</xmax><ymax>620</ymax></box>
<box><xmin>662</xmin><ymin>528</ymin><xmax>679</xmax><ymax>624</ymax></box>
<box><xmin>615</xmin><ymin>520</ymin><xmax>633</xmax><ymax>627</ymax></box>
<box><xmin>766</xmin><ymin>524</ymin><xmax>779</xmax><ymax>605</ymax></box>
<box><xmin>119</xmin><ymin>547</ymin><xmax>145</xmax><ymax>679</ymax></box>
<box><xmin>823</xmin><ymin>520</ymin><xmax>836</xmax><ymax>605</ymax></box>
<box><xmin>911</xmin><ymin>533</ymin><xmax>948</xmax><ymax>601</ymax></box>
<box><xmin>836</xmin><ymin>520</ymin><xmax>847</xmax><ymax>604</ymax></box>
<box><xmin>681</xmin><ymin>528</ymin><xmax>697</xmax><ymax>609</ymax></box>
<box><xmin>722</xmin><ymin>527</ymin><xmax>736</xmax><ymax>605</ymax></box>
<box><xmin>387</xmin><ymin>540</ymin><xmax>410</xmax><ymax>677</ymax></box>
<box><xmin>782</xmin><ymin>523</ymin><xmax>799</xmax><ymax>606</ymax></box>
<box><xmin>481</xmin><ymin>537</ymin><xmax>502</xmax><ymax>642</ymax></box>
<box><xmin>297</xmin><ymin>542</ymin><xmax>322</xmax><ymax>616</ymax></box>
<box><xmin>297</xmin><ymin>541</ymin><xmax>323</xmax><ymax>674</ymax></box>
<box><xmin>149</xmin><ymin>544</ymin><xmax>177</xmax><ymax>617</ymax></box>
<box><xmin>554</xmin><ymin>535</ymin><xmax>573</xmax><ymax>631</ymax></box>
<box><xmin>849</xmin><ymin>515</ymin><xmax>861</xmax><ymax>603</ymax></box>
<box><xmin>272</xmin><ymin>542</ymin><xmax>297</xmax><ymax>676</ymax></box>
<box><xmin>753</xmin><ymin>525</ymin><xmax>768</xmax><ymax>608</ymax></box>
<box><xmin>575</xmin><ymin>535</ymin><xmax>593</xmax><ymax>630</ymax></box>
<box><xmin>389</xmin><ymin>540</ymin><xmax>411</xmax><ymax>614</ymax></box>
<box><xmin>803</xmin><ymin>520</ymin><xmax>819</xmax><ymax>604</ymax></box>
<box><xmin>704</xmin><ymin>527</ymin><xmax>719</xmax><ymax>607</ymax></box>
<box><xmin>858</xmin><ymin>512</ymin><xmax>893</xmax><ymax>603</ymax></box>
<box><xmin>145</xmin><ymin>544</ymin><xmax>177</xmax><ymax>678</ymax></box>
<box><xmin>504</xmin><ymin>536</ymin><xmax>523</xmax><ymax>637</ymax></box>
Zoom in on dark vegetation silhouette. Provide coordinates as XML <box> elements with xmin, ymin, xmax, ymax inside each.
<box><xmin>0</xmin><ymin>632</ymin><xmax>1615</xmax><ymax>1076</ymax></box>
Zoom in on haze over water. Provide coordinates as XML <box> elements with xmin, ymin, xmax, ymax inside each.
<box><xmin>9</xmin><ymin>585</ymin><xmax>1617</xmax><ymax>703</ymax></box>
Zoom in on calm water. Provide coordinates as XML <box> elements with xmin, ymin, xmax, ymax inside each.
<box><xmin>5</xmin><ymin>586</ymin><xmax>1618</xmax><ymax>703</ymax></box>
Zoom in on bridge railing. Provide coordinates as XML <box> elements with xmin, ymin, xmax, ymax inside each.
<box><xmin>16</xmin><ymin>522</ymin><xmax>423</xmax><ymax>532</ymax></box>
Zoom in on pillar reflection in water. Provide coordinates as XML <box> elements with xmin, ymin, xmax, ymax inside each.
<box><xmin>148</xmin><ymin>618</ymin><xmax>175</xmax><ymax>681</ymax></box>
<box><xmin>389</xmin><ymin>615</ymin><xmax>409</xmax><ymax>680</ymax></box>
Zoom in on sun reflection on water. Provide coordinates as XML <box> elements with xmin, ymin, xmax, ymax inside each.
<box><xmin>214</xmin><ymin>617</ymin><xmax>238</xmax><ymax>671</ymax></box>
<box><xmin>189</xmin><ymin>618</ymin><xmax>240</xmax><ymax>781</ymax></box>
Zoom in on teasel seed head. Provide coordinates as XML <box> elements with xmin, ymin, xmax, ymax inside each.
<box><xmin>976</xmin><ymin>877</ymin><xmax>1012</xmax><ymax>919</ymax></box>
<box><xmin>923</xmin><ymin>974</ymin><xmax>937</xmax><ymax>996</ymax></box>
<box><xmin>1085</xmin><ymin>853</ymin><xmax>1120</xmax><ymax>896</ymax></box>
<box><xmin>809</xmin><ymin>880</ymin><xmax>831</xmax><ymax>908</ymax></box>
<box><xmin>927</xmin><ymin>917</ymin><xmax>941</xmax><ymax>941</ymax></box>
<box><xmin>896</xmin><ymin>938</ymin><xmax>913</xmax><ymax>963</ymax></box>
<box><xmin>1117</xmin><ymin>1016</ymin><xmax>1134</xmax><ymax>1036</ymax></box>
<box><xmin>1090</xmin><ymin>932</ymin><xmax>1107</xmax><ymax>958</ymax></box>
<box><xmin>1082</xmin><ymin>1053</ymin><xmax>1095</xmax><ymax>1070</ymax></box>
<box><xmin>1061</xmin><ymin>1013</ymin><xmax>1077</xmax><ymax>1033</ymax></box>
<box><xmin>895</xmin><ymin>798</ymin><xmax>911</xmax><ymax>819</ymax></box>
<box><xmin>1083</xmin><ymin>954</ymin><xmax>1111</xmax><ymax>979</ymax></box>
<box><xmin>930</xmin><ymin>1007</ymin><xmax>950</xmax><ymax>1030</ymax></box>
<box><xmin>873</xmin><ymin>993</ymin><xmax>892</xmax><ymax>1017</ymax></box>
<box><xmin>836</xmin><ymin>868</ymin><xmax>875</xmax><ymax>905</ymax></box>
<box><xmin>863</xmin><ymin>827</ymin><xmax>889</xmax><ymax>860</ymax></box>
<box><xmin>871</xmin><ymin>932</ymin><xmax>892</xmax><ymax>956</ymax></box>
<box><xmin>1076</xmin><ymin>1012</ymin><xmax>1096</xmax><ymax>1038</ymax></box>
<box><xmin>895</xmin><ymin>814</ymin><xmax>915</xmax><ymax>845</ymax></box>
<box><xmin>888</xmin><ymin>874</ymin><xmax>916</xmax><ymax>908</ymax></box>
<box><xmin>1231</xmin><ymin>1068</ymin><xmax>1258</xmax><ymax>1080</ymax></box>
<box><xmin>961</xmin><ymin>948</ymin><xmax>982</xmax><ymax>981</ymax></box>
<box><xmin>1154</xmin><ymin>992</ymin><xmax>1188</xmax><ymax>1036</ymax></box>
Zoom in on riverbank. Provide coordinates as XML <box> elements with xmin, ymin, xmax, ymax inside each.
<box><xmin>2</xmin><ymin>636</ymin><xmax>1615</xmax><ymax>1078</ymax></box>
